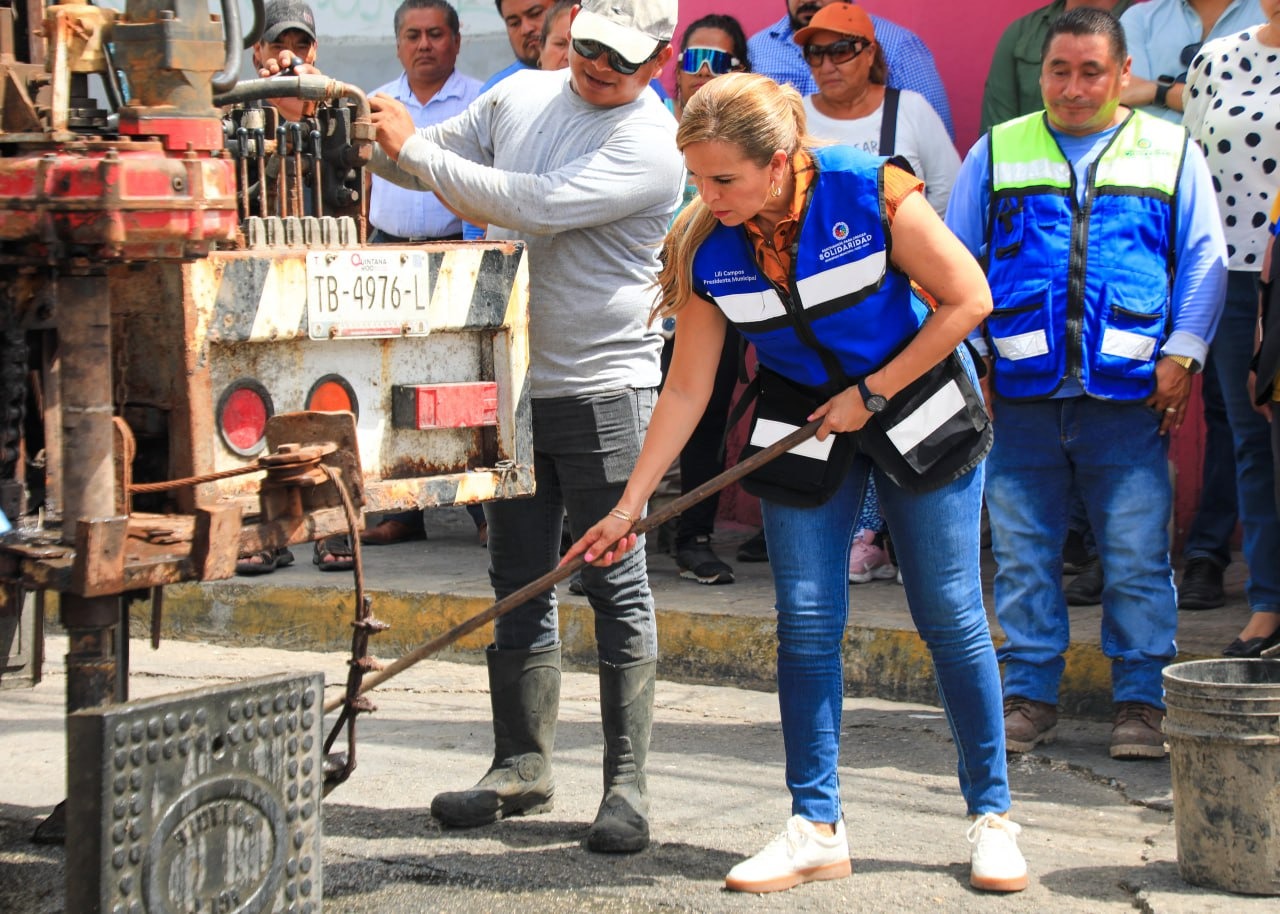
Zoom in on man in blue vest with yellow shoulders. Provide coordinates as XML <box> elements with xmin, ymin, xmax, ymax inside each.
<box><xmin>945</xmin><ymin>8</ymin><xmax>1227</xmax><ymax>760</ymax></box>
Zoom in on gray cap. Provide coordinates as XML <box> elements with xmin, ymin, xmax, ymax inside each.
<box><xmin>262</xmin><ymin>0</ymin><xmax>317</xmax><ymax>43</ymax></box>
<box><xmin>572</xmin><ymin>0</ymin><xmax>677</xmax><ymax>64</ymax></box>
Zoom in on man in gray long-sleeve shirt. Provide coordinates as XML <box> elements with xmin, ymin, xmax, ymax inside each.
<box><xmin>368</xmin><ymin>0</ymin><xmax>683</xmax><ymax>854</ymax></box>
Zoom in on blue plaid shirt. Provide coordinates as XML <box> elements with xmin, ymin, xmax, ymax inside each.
<box><xmin>747</xmin><ymin>13</ymin><xmax>954</xmax><ymax>139</ymax></box>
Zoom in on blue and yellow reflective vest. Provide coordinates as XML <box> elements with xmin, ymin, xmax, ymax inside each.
<box><xmin>691</xmin><ymin>145</ymin><xmax>930</xmax><ymax>392</ymax></box>
<box><xmin>984</xmin><ymin>109</ymin><xmax>1187</xmax><ymax>401</ymax></box>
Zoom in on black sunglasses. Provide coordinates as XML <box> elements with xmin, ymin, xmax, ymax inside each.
<box><xmin>572</xmin><ymin>38</ymin><xmax>659</xmax><ymax>75</ymax></box>
<box><xmin>802</xmin><ymin>37</ymin><xmax>871</xmax><ymax>67</ymax></box>
<box><xmin>1179</xmin><ymin>41</ymin><xmax>1203</xmax><ymax>69</ymax></box>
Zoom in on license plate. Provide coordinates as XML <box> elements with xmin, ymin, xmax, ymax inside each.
<box><xmin>307</xmin><ymin>250</ymin><xmax>431</xmax><ymax>339</ymax></box>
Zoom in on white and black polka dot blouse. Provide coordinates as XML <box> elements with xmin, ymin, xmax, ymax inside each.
<box><xmin>1183</xmin><ymin>26</ymin><xmax>1280</xmax><ymax>271</ymax></box>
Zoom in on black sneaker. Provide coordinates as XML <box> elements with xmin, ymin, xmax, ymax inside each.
<box><xmin>736</xmin><ymin>529</ymin><xmax>768</xmax><ymax>563</ymax></box>
<box><xmin>1062</xmin><ymin>528</ymin><xmax>1092</xmax><ymax>575</ymax></box>
<box><xmin>1178</xmin><ymin>557</ymin><xmax>1225</xmax><ymax>610</ymax></box>
<box><xmin>675</xmin><ymin>536</ymin><xmax>735</xmax><ymax>585</ymax></box>
<box><xmin>1064</xmin><ymin>559</ymin><xmax>1102</xmax><ymax>606</ymax></box>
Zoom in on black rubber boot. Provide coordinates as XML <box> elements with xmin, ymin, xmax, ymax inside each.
<box><xmin>586</xmin><ymin>657</ymin><xmax>656</xmax><ymax>853</ymax></box>
<box><xmin>430</xmin><ymin>643</ymin><xmax>560</xmax><ymax>827</ymax></box>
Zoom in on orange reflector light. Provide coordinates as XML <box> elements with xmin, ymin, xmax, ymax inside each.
<box><xmin>307</xmin><ymin>374</ymin><xmax>358</xmax><ymax>416</ymax></box>
<box><xmin>217</xmin><ymin>380</ymin><xmax>273</xmax><ymax>457</ymax></box>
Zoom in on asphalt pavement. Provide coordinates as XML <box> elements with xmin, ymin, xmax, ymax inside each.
<box><xmin>0</xmin><ymin>509</ymin><xmax>1272</xmax><ymax>912</ymax></box>
<box><xmin>2</xmin><ymin>634</ymin><xmax>1274</xmax><ymax>913</ymax></box>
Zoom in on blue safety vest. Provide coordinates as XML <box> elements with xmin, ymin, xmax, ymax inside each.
<box><xmin>691</xmin><ymin>145</ymin><xmax>930</xmax><ymax>392</ymax></box>
<box><xmin>984</xmin><ymin>110</ymin><xmax>1186</xmax><ymax>401</ymax></box>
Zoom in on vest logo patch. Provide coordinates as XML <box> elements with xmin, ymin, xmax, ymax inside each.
<box><xmin>818</xmin><ymin>230</ymin><xmax>873</xmax><ymax>263</ymax></box>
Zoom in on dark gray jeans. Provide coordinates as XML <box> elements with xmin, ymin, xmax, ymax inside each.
<box><xmin>485</xmin><ymin>388</ymin><xmax>658</xmax><ymax>664</ymax></box>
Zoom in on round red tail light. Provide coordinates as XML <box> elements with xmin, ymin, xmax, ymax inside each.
<box><xmin>217</xmin><ymin>379</ymin><xmax>274</xmax><ymax>457</ymax></box>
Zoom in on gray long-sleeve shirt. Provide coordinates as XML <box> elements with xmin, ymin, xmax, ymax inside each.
<box><xmin>370</xmin><ymin>68</ymin><xmax>684</xmax><ymax>399</ymax></box>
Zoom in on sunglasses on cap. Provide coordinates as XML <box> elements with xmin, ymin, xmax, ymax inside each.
<box><xmin>680</xmin><ymin>46</ymin><xmax>743</xmax><ymax>75</ymax></box>
<box><xmin>572</xmin><ymin>38</ymin><xmax>660</xmax><ymax>76</ymax></box>
<box><xmin>802</xmin><ymin>36</ymin><xmax>871</xmax><ymax>67</ymax></box>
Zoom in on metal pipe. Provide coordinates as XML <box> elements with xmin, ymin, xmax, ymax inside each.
<box><xmin>242</xmin><ymin>0</ymin><xmax>267</xmax><ymax>49</ymax></box>
<box><xmin>214</xmin><ymin>76</ymin><xmax>371</xmax><ymax>122</ymax></box>
<box><xmin>290</xmin><ymin>121</ymin><xmax>304</xmax><ymax>219</ymax></box>
<box><xmin>236</xmin><ymin>126</ymin><xmax>250</xmax><ymax>221</ymax></box>
<box><xmin>254</xmin><ymin>126</ymin><xmax>268</xmax><ymax>217</ymax></box>
<box><xmin>210</xmin><ymin>0</ymin><xmax>244</xmax><ymax>94</ymax></box>
<box><xmin>310</xmin><ymin>127</ymin><xmax>323</xmax><ymax>218</ymax></box>
<box><xmin>275</xmin><ymin>123</ymin><xmax>288</xmax><ymax>218</ymax></box>
<box><xmin>58</xmin><ymin>273</ymin><xmax>114</xmax><ymax>543</ymax></box>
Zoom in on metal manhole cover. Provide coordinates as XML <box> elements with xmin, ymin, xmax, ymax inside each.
<box><xmin>67</xmin><ymin>671</ymin><xmax>325</xmax><ymax>914</ymax></box>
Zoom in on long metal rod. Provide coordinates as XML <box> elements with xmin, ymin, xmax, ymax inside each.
<box><xmin>323</xmin><ymin>417</ymin><xmax>822</xmax><ymax>713</ymax></box>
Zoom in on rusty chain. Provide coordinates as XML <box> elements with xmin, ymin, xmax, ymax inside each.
<box><xmin>318</xmin><ymin>462</ymin><xmax>388</xmax><ymax>794</ymax></box>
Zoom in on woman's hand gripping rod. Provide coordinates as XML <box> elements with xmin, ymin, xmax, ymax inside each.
<box><xmin>322</xmin><ymin>418</ymin><xmax>821</xmax><ymax>714</ymax></box>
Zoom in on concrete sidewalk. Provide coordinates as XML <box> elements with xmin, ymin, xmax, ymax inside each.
<box><xmin>2</xmin><ymin>636</ymin><xmax>1275</xmax><ymax>913</ymax></box>
<box><xmin>147</xmin><ymin>507</ymin><xmax>1255</xmax><ymax>719</ymax></box>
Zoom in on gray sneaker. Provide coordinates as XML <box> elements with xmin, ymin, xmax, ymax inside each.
<box><xmin>1110</xmin><ymin>702</ymin><xmax>1166</xmax><ymax>759</ymax></box>
<box><xmin>1003</xmin><ymin>696</ymin><xmax>1057</xmax><ymax>753</ymax></box>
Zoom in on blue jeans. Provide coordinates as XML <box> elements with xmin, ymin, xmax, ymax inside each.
<box><xmin>1207</xmin><ymin>270</ymin><xmax>1280</xmax><ymax>614</ymax></box>
<box><xmin>1182</xmin><ymin>350</ymin><xmax>1238</xmax><ymax>567</ymax></box>
<box><xmin>486</xmin><ymin>388</ymin><xmax>658</xmax><ymax>664</ymax></box>
<box><xmin>987</xmin><ymin>398</ymin><xmax>1177</xmax><ymax>708</ymax></box>
<box><xmin>761</xmin><ymin>457</ymin><xmax>1009</xmax><ymax>823</ymax></box>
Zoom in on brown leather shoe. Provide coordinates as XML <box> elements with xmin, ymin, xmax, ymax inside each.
<box><xmin>1003</xmin><ymin>696</ymin><xmax>1057</xmax><ymax>753</ymax></box>
<box><xmin>1109</xmin><ymin>702</ymin><xmax>1166</xmax><ymax>759</ymax></box>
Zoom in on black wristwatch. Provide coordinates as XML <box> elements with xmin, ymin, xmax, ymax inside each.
<box><xmin>858</xmin><ymin>378</ymin><xmax>888</xmax><ymax>413</ymax></box>
<box><xmin>1154</xmin><ymin>75</ymin><xmax>1176</xmax><ymax>108</ymax></box>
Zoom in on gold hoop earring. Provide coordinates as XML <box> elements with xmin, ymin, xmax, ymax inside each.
<box><xmin>770</xmin><ymin>184</ymin><xmax>781</xmax><ymax>197</ymax></box>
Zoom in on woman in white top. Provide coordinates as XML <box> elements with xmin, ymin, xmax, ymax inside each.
<box><xmin>796</xmin><ymin>3</ymin><xmax>959</xmax><ymax>217</ymax></box>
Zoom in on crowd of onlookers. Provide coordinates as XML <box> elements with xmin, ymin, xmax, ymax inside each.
<box><xmin>228</xmin><ymin>0</ymin><xmax>1280</xmax><ymax>896</ymax></box>
<box><xmin>251</xmin><ymin>0</ymin><xmax>1280</xmax><ymax>751</ymax></box>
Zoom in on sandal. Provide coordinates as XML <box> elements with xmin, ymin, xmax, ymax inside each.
<box><xmin>235</xmin><ymin>546</ymin><xmax>295</xmax><ymax>576</ymax></box>
<box><xmin>313</xmin><ymin>534</ymin><xmax>355</xmax><ymax>572</ymax></box>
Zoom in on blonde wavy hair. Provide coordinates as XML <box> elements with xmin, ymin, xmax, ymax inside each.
<box><xmin>655</xmin><ymin>73</ymin><xmax>821</xmax><ymax>321</ymax></box>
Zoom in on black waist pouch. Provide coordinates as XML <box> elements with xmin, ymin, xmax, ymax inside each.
<box><xmin>738</xmin><ymin>367</ymin><xmax>856</xmax><ymax>508</ymax></box>
<box><xmin>856</xmin><ymin>349</ymin><xmax>992</xmax><ymax>493</ymax></box>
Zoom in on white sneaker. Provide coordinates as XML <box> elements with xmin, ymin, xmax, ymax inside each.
<box><xmin>725</xmin><ymin>815</ymin><xmax>851</xmax><ymax>893</ymax></box>
<box><xmin>967</xmin><ymin>813</ymin><xmax>1028</xmax><ymax>892</ymax></box>
<box><xmin>848</xmin><ymin>529</ymin><xmax>897</xmax><ymax>584</ymax></box>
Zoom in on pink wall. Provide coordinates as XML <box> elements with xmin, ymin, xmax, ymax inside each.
<box><xmin>669</xmin><ymin>0</ymin><xmax>1046</xmax><ymax>151</ymax></box>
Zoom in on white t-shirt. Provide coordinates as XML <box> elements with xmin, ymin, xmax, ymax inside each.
<box><xmin>803</xmin><ymin>88</ymin><xmax>960</xmax><ymax>216</ymax></box>
<box><xmin>1183</xmin><ymin>26</ymin><xmax>1280</xmax><ymax>271</ymax></box>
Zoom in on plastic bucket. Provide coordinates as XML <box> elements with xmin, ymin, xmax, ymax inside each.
<box><xmin>1162</xmin><ymin>659</ymin><xmax>1280</xmax><ymax>895</ymax></box>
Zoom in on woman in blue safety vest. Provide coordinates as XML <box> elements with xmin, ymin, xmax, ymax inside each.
<box><xmin>563</xmin><ymin>72</ymin><xmax>1028</xmax><ymax>895</ymax></box>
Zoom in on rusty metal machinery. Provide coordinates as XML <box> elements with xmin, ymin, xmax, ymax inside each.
<box><xmin>0</xmin><ymin>0</ymin><xmax>532</xmax><ymax>840</ymax></box>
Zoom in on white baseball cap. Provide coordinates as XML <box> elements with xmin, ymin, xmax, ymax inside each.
<box><xmin>571</xmin><ymin>0</ymin><xmax>678</xmax><ymax>65</ymax></box>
